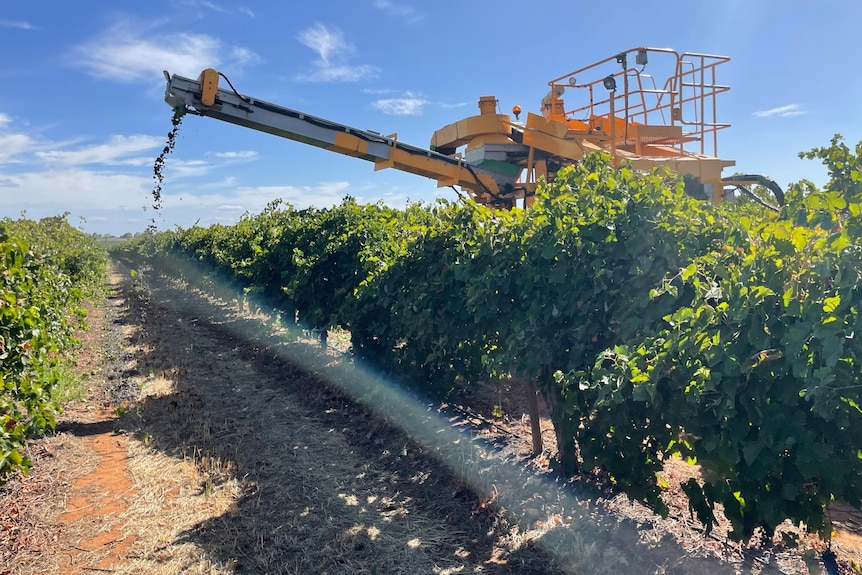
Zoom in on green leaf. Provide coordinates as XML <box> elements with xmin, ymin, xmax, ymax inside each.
<box><xmin>742</xmin><ymin>441</ymin><xmax>765</xmax><ymax>465</ymax></box>
<box><xmin>8</xmin><ymin>449</ymin><xmax>22</xmax><ymax>466</ymax></box>
<box><xmin>823</xmin><ymin>295</ymin><xmax>841</xmax><ymax>313</ymax></box>
<box><xmin>681</xmin><ymin>262</ymin><xmax>697</xmax><ymax>281</ymax></box>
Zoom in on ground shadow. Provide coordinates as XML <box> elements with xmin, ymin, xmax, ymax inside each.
<box><xmin>55</xmin><ymin>419</ymin><xmax>118</xmax><ymax>437</ymax></box>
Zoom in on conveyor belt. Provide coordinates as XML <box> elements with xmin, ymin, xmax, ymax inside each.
<box><xmin>164</xmin><ymin>73</ymin><xmax>516</xmax><ymax>203</ymax></box>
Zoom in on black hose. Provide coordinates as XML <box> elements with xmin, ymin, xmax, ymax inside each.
<box><xmin>722</xmin><ymin>174</ymin><xmax>785</xmax><ymax>207</ymax></box>
<box><xmin>217</xmin><ymin>72</ymin><xmax>252</xmax><ymax>103</ymax></box>
<box><xmin>727</xmin><ymin>184</ymin><xmax>780</xmax><ymax>212</ymax></box>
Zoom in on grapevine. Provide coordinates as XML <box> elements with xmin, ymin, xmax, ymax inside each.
<box><xmin>116</xmin><ymin>137</ymin><xmax>862</xmax><ymax>541</ymax></box>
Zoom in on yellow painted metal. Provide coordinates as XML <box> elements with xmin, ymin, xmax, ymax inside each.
<box><xmin>628</xmin><ymin>155</ymin><xmax>733</xmax><ymax>204</ymax></box>
<box><xmin>526</xmin><ymin>112</ymin><xmax>567</xmax><ymax>139</ymax></box>
<box><xmin>477</xmin><ymin>96</ymin><xmax>497</xmax><ymax>115</ymax></box>
<box><xmin>522</xmin><ymin>113</ymin><xmax>590</xmax><ymax>160</ymax></box>
<box><xmin>331</xmin><ymin>131</ymin><xmax>370</xmax><ymax>158</ymax></box>
<box><xmin>628</xmin><ymin>125</ymin><xmax>686</xmax><ymax>154</ymax></box>
<box><xmin>431</xmin><ymin>114</ymin><xmax>512</xmax><ymax>151</ymax></box>
<box><xmin>373</xmin><ymin>146</ymin><xmax>500</xmax><ymax>198</ymax></box>
<box><xmin>197</xmin><ymin>68</ymin><xmax>219</xmax><ymax>107</ymax></box>
<box><xmin>540</xmin><ymin>88</ymin><xmax>566</xmax><ymax>120</ymax></box>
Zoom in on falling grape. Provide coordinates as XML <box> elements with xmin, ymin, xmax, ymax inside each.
<box><xmin>150</xmin><ymin>109</ymin><xmax>184</xmax><ymax>231</ymax></box>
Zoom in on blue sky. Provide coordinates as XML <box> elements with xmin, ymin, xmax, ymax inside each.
<box><xmin>1</xmin><ymin>1</ymin><xmax>860</xmax><ymax>235</ymax></box>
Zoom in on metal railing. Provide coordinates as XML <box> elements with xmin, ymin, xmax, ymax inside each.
<box><xmin>546</xmin><ymin>47</ymin><xmax>731</xmax><ymax>157</ymax></box>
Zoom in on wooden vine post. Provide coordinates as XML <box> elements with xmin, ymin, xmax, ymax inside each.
<box><xmin>526</xmin><ymin>377</ymin><xmax>543</xmax><ymax>455</ymax></box>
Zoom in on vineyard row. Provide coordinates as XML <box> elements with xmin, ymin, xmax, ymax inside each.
<box><xmin>114</xmin><ymin>141</ymin><xmax>862</xmax><ymax>542</ymax></box>
<box><xmin>0</xmin><ymin>215</ymin><xmax>106</xmax><ymax>477</ymax></box>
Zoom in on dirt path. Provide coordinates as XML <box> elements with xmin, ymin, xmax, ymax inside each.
<box><xmin>3</xmin><ymin>262</ymin><xmax>862</xmax><ymax>574</ymax></box>
<box><xmin>54</xmin><ymin>426</ymin><xmax>137</xmax><ymax>573</ymax></box>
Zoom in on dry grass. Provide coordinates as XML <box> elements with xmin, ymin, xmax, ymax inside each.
<box><xmin>86</xmin><ymin>264</ymin><xmax>571</xmax><ymax>574</ymax></box>
<box><xmin>0</xmin><ymin>434</ymin><xmax>94</xmax><ymax>575</ymax></box>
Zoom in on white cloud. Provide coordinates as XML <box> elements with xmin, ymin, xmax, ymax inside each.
<box><xmin>0</xmin><ymin>168</ymin><xmax>349</xmax><ymax>229</ymax></box>
<box><xmin>0</xmin><ymin>117</ymin><xmax>165</xmax><ymax>168</ymax></box>
<box><xmin>213</xmin><ymin>150</ymin><xmax>258</xmax><ymax>160</ymax></box>
<box><xmin>295</xmin><ymin>24</ymin><xmax>378</xmax><ymax>83</ymax></box>
<box><xmin>753</xmin><ymin>104</ymin><xmax>805</xmax><ymax>118</ymax></box>
<box><xmin>230</xmin><ymin>46</ymin><xmax>261</xmax><ymax>66</ymax></box>
<box><xmin>362</xmin><ymin>88</ymin><xmax>398</xmax><ymax>95</ymax></box>
<box><xmin>147</xmin><ymin>181</ymin><xmax>352</xmax><ymax>216</ymax></box>
<box><xmin>196</xmin><ymin>176</ymin><xmax>239</xmax><ymax>189</ymax></box>
<box><xmin>0</xmin><ymin>127</ymin><xmax>75</xmax><ymax>165</ymax></box>
<box><xmin>372</xmin><ymin>95</ymin><xmax>428</xmax><ymax>116</ymax></box>
<box><xmin>36</xmin><ymin>134</ymin><xmax>164</xmax><ymax>166</ymax></box>
<box><xmin>0</xmin><ymin>162</ymin><xmax>412</xmax><ymax>234</ymax></box>
<box><xmin>297</xmin><ymin>24</ymin><xmax>347</xmax><ymax>66</ymax></box>
<box><xmin>156</xmin><ymin>152</ymin><xmax>260</xmax><ymax>179</ymax></box>
<box><xmin>181</xmin><ymin>0</ymin><xmax>254</xmax><ymax>17</ymax></box>
<box><xmin>0</xmin><ymin>20</ymin><xmax>34</xmax><ymax>30</ymax></box>
<box><xmin>374</xmin><ymin>0</ymin><xmax>423</xmax><ymax>23</ymax></box>
<box><xmin>0</xmin><ymin>169</ymin><xmax>152</xmax><ymax>210</ymax></box>
<box><xmin>194</xmin><ymin>0</ymin><xmax>226</xmax><ymax>12</ymax></box>
<box><xmin>166</xmin><ymin>159</ymin><xmax>213</xmax><ymax>178</ymax></box>
<box><xmin>300</xmin><ymin>64</ymin><xmax>379</xmax><ymax>83</ymax></box>
<box><xmin>0</xmin><ymin>133</ymin><xmax>40</xmax><ymax>164</ymax></box>
<box><xmin>231</xmin><ymin>180</ymin><xmax>352</xmax><ymax>209</ymax></box>
<box><xmin>71</xmin><ymin>20</ymin><xmax>260</xmax><ymax>83</ymax></box>
<box><xmin>73</xmin><ymin>30</ymin><xmax>219</xmax><ymax>82</ymax></box>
